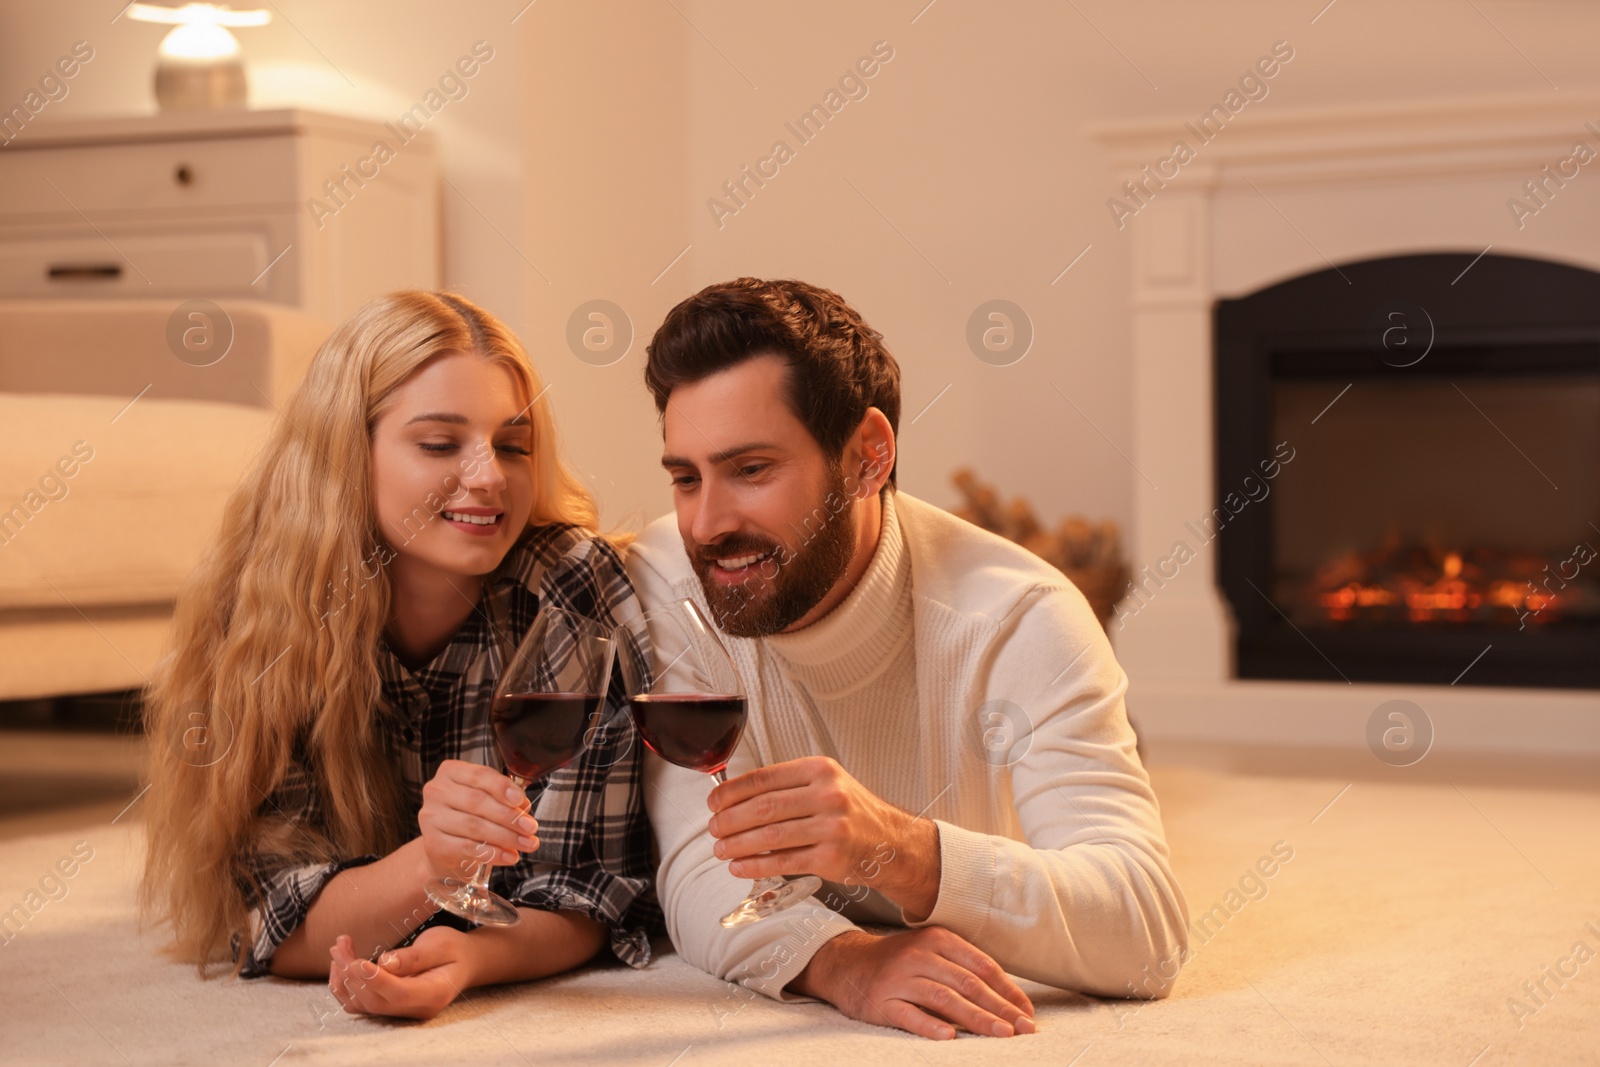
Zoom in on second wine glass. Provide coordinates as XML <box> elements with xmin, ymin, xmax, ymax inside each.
<box><xmin>614</xmin><ymin>597</ymin><xmax>822</xmax><ymax>928</ymax></box>
<box><xmin>424</xmin><ymin>605</ymin><xmax>616</xmax><ymax>927</ymax></box>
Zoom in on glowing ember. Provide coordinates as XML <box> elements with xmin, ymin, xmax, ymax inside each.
<box><xmin>1306</xmin><ymin>539</ymin><xmax>1598</xmax><ymax>626</ymax></box>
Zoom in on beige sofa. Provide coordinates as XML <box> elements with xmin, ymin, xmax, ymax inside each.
<box><xmin>0</xmin><ymin>299</ymin><xmax>330</xmax><ymax>701</ymax></box>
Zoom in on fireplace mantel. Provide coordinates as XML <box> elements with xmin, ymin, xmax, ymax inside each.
<box><xmin>1086</xmin><ymin>92</ymin><xmax>1600</xmax><ymax>760</ymax></box>
<box><xmin>1090</xmin><ymin>91</ymin><xmax>1600</xmax><ymax>186</ymax></box>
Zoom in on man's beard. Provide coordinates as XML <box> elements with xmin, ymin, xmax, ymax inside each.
<box><xmin>691</xmin><ymin>464</ymin><xmax>858</xmax><ymax>638</ymax></box>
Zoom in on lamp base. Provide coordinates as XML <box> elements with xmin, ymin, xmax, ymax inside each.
<box><xmin>155</xmin><ymin>61</ymin><xmax>247</xmax><ymax>111</ymax></box>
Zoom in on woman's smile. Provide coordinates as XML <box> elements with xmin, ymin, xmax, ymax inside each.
<box><xmin>440</xmin><ymin>505</ymin><xmax>505</xmax><ymax>536</ymax></box>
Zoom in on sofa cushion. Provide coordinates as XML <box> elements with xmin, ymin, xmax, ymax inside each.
<box><xmin>0</xmin><ymin>297</ymin><xmax>330</xmax><ymax>410</ymax></box>
<box><xmin>0</xmin><ymin>393</ymin><xmax>274</xmax><ymax>609</ymax></box>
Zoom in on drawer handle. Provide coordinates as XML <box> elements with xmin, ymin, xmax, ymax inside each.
<box><xmin>48</xmin><ymin>263</ymin><xmax>123</xmax><ymax>281</ymax></box>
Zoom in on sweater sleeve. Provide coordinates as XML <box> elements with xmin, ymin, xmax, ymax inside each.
<box><xmin>234</xmin><ymin>738</ymin><xmax>378</xmax><ymax>979</ymax></box>
<box><xmin>903</xmin><ymin>583</ymin><xmax>1191</xmax><ymax>999</ymax></box>
<box><xmin>645</xmin><ymin>754</ymin><xmax>857</xmax><ymax>1003</ymax></box>
<box><xmin>626</xmin><ymin>538</ymin><xmax>858</xmax><ymax>1003</ymax></box>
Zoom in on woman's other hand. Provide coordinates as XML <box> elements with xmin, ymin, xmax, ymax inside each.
<box><xmin>327</xmin><ymin>930</ymin><xmax>475</xmax><ymax>1020</ymax></box>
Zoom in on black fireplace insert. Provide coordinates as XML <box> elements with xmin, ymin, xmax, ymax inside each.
<box><xmin>1216</xmin><ymin>252</ymin><xmax>1600</xmax><ymax>689</ymax></box>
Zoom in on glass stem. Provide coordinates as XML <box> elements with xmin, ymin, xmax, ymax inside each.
<box><xmin>710</xmin><ymin>768</ymin><xmax>784</xmax><ymax>892</ymax></box>
<box><xmin>466</xmin><ymin>858</ymin><xmax>493</xmax><ymax>892</ymax></box>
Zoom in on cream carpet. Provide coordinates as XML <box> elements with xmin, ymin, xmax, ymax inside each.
<box><xmin>2</xmin><ymin>765</ymin><xmax>1596</xmax><ymax>1066</ymax></box>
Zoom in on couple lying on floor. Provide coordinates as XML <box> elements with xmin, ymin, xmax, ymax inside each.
<box><xmin>140</xmin><ymin>278</ymin><xmax>1190</xmax><ymax>1041</ymax></box>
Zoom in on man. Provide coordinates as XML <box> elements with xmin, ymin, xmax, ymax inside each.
<box><xmin>625</xmin><ymin>278</ymin><xmax>1188</xmax><ymax>1041</ymax></box>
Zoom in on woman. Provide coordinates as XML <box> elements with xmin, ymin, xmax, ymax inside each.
<box><xmin>141</xmin><ymin>291</ymin><xmax>656</xmax><ymax>1019</ymax></box>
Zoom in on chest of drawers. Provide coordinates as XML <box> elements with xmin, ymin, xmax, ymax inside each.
<box><xmin>0</xmin><ymin>108</ymin><xmax>439</xmax><ymax>319</ymax></box>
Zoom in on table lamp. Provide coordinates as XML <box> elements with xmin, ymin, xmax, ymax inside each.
<box><xmin>127</xmin><ymin>3</ymin><xmax>272</xmax><ymax>111</ymax></box>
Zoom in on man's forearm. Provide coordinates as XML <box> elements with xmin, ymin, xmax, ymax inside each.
<box><xmin>870</xmin><ymin>813</ymin><xmax>942</xmax><ymax>923</ymax></box>
<box><xmin>786</xmin><ymin>929</ymin><xmax>875</xmax><ymax>1003</ymax></box>
<box><xmin>271</xmin><ymin>838</ymin><xmax>436</xmax><ymax>977</ymax></box>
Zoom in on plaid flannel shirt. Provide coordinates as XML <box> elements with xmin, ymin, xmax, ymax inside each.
<box><xmin>235</xmin><ymin>524</ymin><xmax>659</xmax><ymax>977</ymax></box>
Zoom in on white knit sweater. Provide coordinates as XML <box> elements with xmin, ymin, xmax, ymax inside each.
<box><xmin>625</xmin><ymin>490</ymin><xmax>1189</xmax><ymax>1002</ymax></box>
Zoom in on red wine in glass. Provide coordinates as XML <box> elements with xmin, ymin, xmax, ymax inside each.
<box><xmin>629</xmin><ymin>693</ymin><xmax>746</xmax><ymax>775</ymax></box>
<box><xmin>493</xmin><ymin>692</ymin><xmax>604</xmax><ymax>780</ymax></box>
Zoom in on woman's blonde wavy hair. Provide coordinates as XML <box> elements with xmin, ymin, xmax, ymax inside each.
<box><xmin>140</xmin><ymin>290</ymin><xmax>599</xmax><ymax>974</ymax></box>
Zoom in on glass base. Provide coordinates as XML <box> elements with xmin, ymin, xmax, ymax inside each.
<box><xmin>719</xmin><ymin>875</ymin><xmax>823</xmax><ymax>928</ymax></box>
<box><xmin>424</xmin><ymin>876</ymin><xmax>522</xmax><ymax>927</ymax></box>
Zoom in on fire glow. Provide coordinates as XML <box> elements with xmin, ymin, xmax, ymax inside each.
<box><xmin>1310</xmin><ymin>538</ymin><xmax>1598</xmax><ymax>627</ymax></box>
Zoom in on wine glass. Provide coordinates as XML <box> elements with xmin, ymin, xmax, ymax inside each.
<box><xmin>424</xmin><ymin>606</ymin><xmax>616</xmax><ymax>927</ymax></box>
<box><xmin>614</xmin><ymin>597</ymin><xmax>822</xmax><ymax>928</ymax></box>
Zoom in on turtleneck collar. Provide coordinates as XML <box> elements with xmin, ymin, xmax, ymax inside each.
<box><xmin>764</xmin><ymin>489</ymin><xmax>912</xmax><ymax>693</ymax></box>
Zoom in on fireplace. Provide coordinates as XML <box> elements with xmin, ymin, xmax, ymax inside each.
<box><xmin>1087</xmin><ymin>92</ymin><xmax>1600</xmax><ymax>759</ymax></box>
<box><xmin>1217</xmin><ymin>252</ymin><xmax>1600</xmax><ymax>689</ymax></box>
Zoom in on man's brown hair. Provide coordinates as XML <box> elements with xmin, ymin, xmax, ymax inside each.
<box><xmin>644</xmin><ymin>278</ymin><xmax>901</xmax><ymax>486</ymax></box>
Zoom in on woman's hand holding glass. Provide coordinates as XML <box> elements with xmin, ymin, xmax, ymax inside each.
<box><xmin>416</xmin><ymin>759</ymin><xmax>541</xmax><ymax>882</ymax></box>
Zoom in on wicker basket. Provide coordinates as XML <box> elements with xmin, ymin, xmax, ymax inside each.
<box><xmin>948</xmin><ymin>468</ymin><xmax>1129</xmax><ymax>630</ymax></box>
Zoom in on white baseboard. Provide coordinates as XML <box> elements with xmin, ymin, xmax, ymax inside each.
<box><xmin>1127</xmin><ymin>677</ymin><xmax>1600</xmax><ymax>759</ymax></box>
